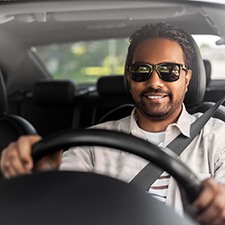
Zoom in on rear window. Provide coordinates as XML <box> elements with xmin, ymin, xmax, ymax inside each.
<box><xmin>33</xmin><ymin>39</ymin><xmax>129</xmax><ymax>84</ymax></box>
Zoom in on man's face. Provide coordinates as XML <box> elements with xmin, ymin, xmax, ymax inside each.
<box><xmin>128</xmin><ymin>38</ymin><xmax>192</xmax><ymax>121</ymax></box>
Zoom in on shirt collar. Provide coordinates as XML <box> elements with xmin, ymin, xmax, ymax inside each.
<box><xmin>167</xmin><ymin>104</ymin><xmax>193</xmax><ymax>138</ymax></box>
<box><xmin>129</xmin><ymin>104</ymin><xmax>194</xmax><ymax>146</ymax></box>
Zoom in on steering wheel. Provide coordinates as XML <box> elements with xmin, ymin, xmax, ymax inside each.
<box><xmin>0</xmin><ymin>129</ymin><xmax>201</xmax><ymax>225</ymax></box>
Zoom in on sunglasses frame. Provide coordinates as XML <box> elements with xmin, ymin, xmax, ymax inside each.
<box><xmin>128</xmin><ymin>62</ymin><xmax>188</xmax><ymax>82</ymax></box>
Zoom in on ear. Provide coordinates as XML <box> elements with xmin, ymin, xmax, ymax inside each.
<box><xmin>185</xmin><ymin>69</ymin><xmax>192</xmax><ymax>93</ymax></box>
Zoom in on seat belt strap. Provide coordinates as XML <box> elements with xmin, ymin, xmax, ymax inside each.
<box><xmin>130</xmin><ymin>96</ymin><xmax>225</xmax><ymax>191</ymax></box>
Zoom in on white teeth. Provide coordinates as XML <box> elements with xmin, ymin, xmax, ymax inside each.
<box><xmin>147</xmin><ymin>96</ymin><xmax>163</xmax><ymax>99</ymax></box>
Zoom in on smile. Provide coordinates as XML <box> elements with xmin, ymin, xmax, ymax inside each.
<box><xmin>147</xmin><ymin>95</ymin><xmax>165</xmax><ymax>99</ymax></box>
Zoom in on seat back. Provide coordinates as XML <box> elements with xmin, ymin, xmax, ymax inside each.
<box><xmin>78</xmin><ymin>75</ymin><xmax>132</xmax><ymax>126</ymax></box>
<box><xmin>19</xmin><ymin>80</ymin><xmax>78</xmax><ymax>136</ymax></box>
<box><xmin>183</xmin><ymin>32</ymin><xmax>206</xmax><ymax>109</ymax></box>
<box><xmin>181</xmin><ymin>34</ymin><xmax>225</xmax><ymax>119</ymax></box>
<box><xmin>203</xmin><ymin>59</ymin><xmax>212</xmax><ymax>87</ymax></box>
<box><xmin>98</xmin><ymin>103</ymin><xmax>134</xmax><ymax>123</ymax></box>
<box><xmin>0</xmin><ymin>72</ymin><xmax>37</xmax><ymax>153</ymax></box>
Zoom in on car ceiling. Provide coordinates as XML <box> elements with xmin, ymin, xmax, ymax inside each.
<box><xmin>0</xmin><ymin>0</ymin><xmax>225</xmax><ymax>47</ymax></box>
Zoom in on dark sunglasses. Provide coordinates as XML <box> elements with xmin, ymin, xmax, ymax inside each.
<box><xmin>128</xmin><ymin>62</ymin><xmax>188</xmax><ymax>82</ymax></box>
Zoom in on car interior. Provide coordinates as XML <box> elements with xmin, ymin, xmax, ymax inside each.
<box><xmin>0</xmin><ymin>0</ymin><xmax>225</xmax><ymax>224</ymax></box>
<box><xmin>5</xmin><ymin>20</ymin><xmax>224</xmax><ymax>140</ymax></box>
<box><xmin>0</xmin><ymin>1</ymin><xmax>223</xmax><ymax>138</ymax></box>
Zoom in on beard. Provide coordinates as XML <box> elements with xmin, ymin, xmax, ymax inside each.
<box><xmin>132</xmin><ymin>87</ymin><xmax>183</xmax><ymax>121</ymax></box>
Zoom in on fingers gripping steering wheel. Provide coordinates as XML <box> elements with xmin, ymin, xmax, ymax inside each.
<box><xmin>32</xmin><ymin>129</ymin><xmax>202</xmax><ymax>203</ymax></box>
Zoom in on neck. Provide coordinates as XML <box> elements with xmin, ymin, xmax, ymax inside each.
<box><xmin>135</xmin><ymin>106</ymin><xmax>182</xmax><ymax>132</ymax></box>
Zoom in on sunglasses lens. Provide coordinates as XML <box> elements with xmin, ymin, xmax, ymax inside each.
<box><xmin>129</xmin><ymin>63</ymin><xmax>182</xmax><ymax>82</ymax></box>
<box><xmin>130</xmin><ymin>65</ymin><xmax>151</xmax><ymax>82</ymax></box>
<box><xmin>158</xmin><ymin>64</ymin><xmax>180</xmax><ymax>82</ymax></box>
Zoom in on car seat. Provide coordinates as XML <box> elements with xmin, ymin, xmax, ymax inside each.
<box><xmin>19</xmin><ymin>80</ymin><xmax>77</xmax><ymax>136</ymax></box>
<box><xmin>96</xmin><ymin>75</ymin><xmax>134</xmax><ymax>123</ymax></box>
<box><xmin>183</xmin><ymin>34</ymin><xmax>225</xmax><ymax>120</ymax></box>
<box><xmin>203</xmin><ymin>59</ymin><xmax>211</xmax><ymax>87</ymax></box>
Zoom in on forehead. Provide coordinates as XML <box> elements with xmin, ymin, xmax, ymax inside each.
<box><xmin>133</xmin><ymin>38</ymin><xmax>185</xmax><ymax>64</ymax></box>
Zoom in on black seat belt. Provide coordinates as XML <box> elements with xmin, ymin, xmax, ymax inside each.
<box><xmin>130</xmin><ymin>96</ymin><xmax>225</xmax><ymax>191</ymax></box>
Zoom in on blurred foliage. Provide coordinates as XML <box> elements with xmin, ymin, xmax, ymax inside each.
<box><xmin>35</xmin><ymin>39</ymin><xmax>129</xmax><ymax>84</ymax></box>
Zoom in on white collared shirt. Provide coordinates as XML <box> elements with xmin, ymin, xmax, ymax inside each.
<box><xmin>61</xmin><ymin>104</ymin><xmax>225</xmax><ymax>215</ymax></box>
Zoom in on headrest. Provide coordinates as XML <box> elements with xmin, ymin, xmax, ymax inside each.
<box><xmin>183</xmin><ymin>33</ymin><xmax>206</xmax><ymax>108</ymax></box>
<box><xmin>97</xmin><ymin>75</ymin><xmax>127</xmax><ymax>96</ymax></box>
<box><xmin>33</xmin><ymin>80</ymin><xmax>77</xmax><ymax>106</ymax></box>
<box><xmin>0</xmin><ymin>71</ymin><xmax>7</xmax><ymax>114</ymax></box>
<box><xmin>203</xmin><ymin>59</ymin><xmax>211</xmax><ymax>87</ymax></box>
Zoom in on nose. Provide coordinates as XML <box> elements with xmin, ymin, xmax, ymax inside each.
<box><xmin>146</xmin><ymin>70</ymin><xmax>164</xmax><ymax>88</ymax></box>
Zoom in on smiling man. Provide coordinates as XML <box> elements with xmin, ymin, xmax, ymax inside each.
<box><xmin>1</xmin><ymin>22</ymin><xmax>225</xmax><ymax>225</ymax></box>
<box><xmin>127</xmin><ymin>38</ymin><xmax>191</xmax><ymax>132</ymax></box>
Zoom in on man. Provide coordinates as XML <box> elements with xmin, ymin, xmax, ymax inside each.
<box><xmin>1</xmin><ymin>22</ymin><xmax>225</xmax><ymax>225</ymax></box>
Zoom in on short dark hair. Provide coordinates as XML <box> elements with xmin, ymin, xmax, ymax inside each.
<box><xmin>126</xmin><ymin>22</ymin><xmax>195</xmax><ymax>69</ymax></box>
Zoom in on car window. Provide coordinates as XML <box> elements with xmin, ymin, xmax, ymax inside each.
<box><xmin>33</xmin><ymin>35</ymin><xmax>224</xmax><ymax>84</ymax></box>
<box><xmin>33</xmin><ymin>38</ymin><xmax>129</xmax><ymax>84</ymax></box>
<box><xmin>193</xmin><ymin>35</ymin><xmax>225</xmax><ymax>80</ymax></box>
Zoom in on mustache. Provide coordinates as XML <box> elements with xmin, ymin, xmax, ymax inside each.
<box><xmin>140</xmin><ymin>87</ymin><xmax>170</xmax><ymax>97</ymax></box>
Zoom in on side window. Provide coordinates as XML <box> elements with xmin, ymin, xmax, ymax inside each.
<box><xmin>193</xmin><ymin>35</ymin><xmax>225</xmax><ymax>80</ymax></box>
<box><xmin>33</xmin><ymin>39</ymin><xmax>129</xmax><ymax>84</ymax></box>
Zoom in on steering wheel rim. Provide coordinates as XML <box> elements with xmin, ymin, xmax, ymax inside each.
<box><xmin>0</xmin><ymin>128</ymin><xmax>201</xmax><ymax>225</ymax></box>
<box><xmin>32</xmin><ymin>128</ymin><xmax>203</xmax><ymax>203</ymax></box>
